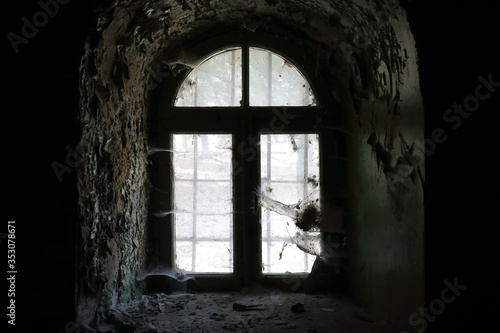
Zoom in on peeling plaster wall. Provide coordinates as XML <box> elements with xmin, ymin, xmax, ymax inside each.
<box><xmin>349</xmin><ymin>12</ymin><xmax>426</xmax><ymax>331</ymax></box>
<box><xmin>76</xmin><ymin>4</ymin><xmax>152</xmax><ymax>325</ymax></box>
<box><xmin>77</xmin><ymin>0</ymin><xmax>424</xmax><ymax>330</ymax></box>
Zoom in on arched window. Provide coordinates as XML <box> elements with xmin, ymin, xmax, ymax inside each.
<box><xmin>151</xmin><ymin>36</ymin><xmax>327</xmax><ymax>289</ymax></box>
<box><xmin>174</xmin><ymin>47</ymin><xmax>316</xmax><ymax>107</ymax></box>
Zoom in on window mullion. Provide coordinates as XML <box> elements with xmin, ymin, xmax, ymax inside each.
<box><xmin>192</xmin><ymin>136</ymin><xmax>198</xmax><ymax>272</ymax></box>
<box><xmin>267</xmin><ymin>51</ymin><xmax>273</xmax><ymax>106</ymax></box>
<box><xmin>242</xmin><ymin>44</ymin><xmax>249</xmax><ymax>108</ymax></box>
<box><xmin>265</xmin><ymin>134</ymin><xmax>271</xmax><ymax>274</ymax></box>
<box><xmin>233</xmin><ymin>115</ymin><xmax>262</xmax><ymax>285</ymax></box>
<box><xmin>248</xmin><ymin>120</ymin><xmax>262</xmax><ymax>283</ymax></box>
<box><xmin>232</xmin><ymin>124</ymin><xmax>245</xmax><ymax>283</ymax></box>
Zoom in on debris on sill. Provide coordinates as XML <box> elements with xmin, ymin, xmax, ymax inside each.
<box><xmin>209</xmin><ymin>312</ymin><xmax>225</xmax><ymax>321</ymax></box>
<box><xmin>233</xmin><ymin>303</ymin><xmax>265</xmax><ymax>311</ymax></box>
<box><xmin>290</xmin><ymin>302</ymin><xmax>305</xmax><ymax>313</ymax></box>
<box><xmin>96</xmin><ymin>292</ymin><xmax>194</xmax><ymax>333</ymax></box>
<box><xmin>89</xmin><ymin>290</ymin><xmax>397</xmax><ymax>332</ymax></box>
<box><xmin>321</xmin><ymin>307</ymin><xmax>336</xmax><ymax>312</ymax></box>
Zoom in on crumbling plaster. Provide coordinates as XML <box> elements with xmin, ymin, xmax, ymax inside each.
<box><xmin>77</xmin><ymin>0</ymin><xmax>424</xmax><ymax>330</ymax></box>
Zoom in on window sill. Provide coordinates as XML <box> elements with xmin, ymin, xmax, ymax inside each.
<box><xmin>147</xmin><ymin>273</ymin><xmax>311</xmax><ymax>293</ymax></box>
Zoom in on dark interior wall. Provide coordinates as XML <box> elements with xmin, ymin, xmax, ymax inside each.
<box><xmin>348</xmin><ymin>10</ymin><xmax>425</xmax><ymax>330</ymax></box>
<box><xmin>74</xmin><ymin>0</ymin><xmax>424</xmax><ymax>330</ymax></box>
<box><xmin>76</xmin><ymin>8</ymin><xmax>152</xmax><ymax>321</ymax></box>
<box><xmin>404</xmin><ymin>2</ymin><xmax>499</xmax><ymax>332</ymax></box>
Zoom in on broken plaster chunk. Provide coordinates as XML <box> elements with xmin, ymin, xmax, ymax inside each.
<box><xmin>232</xmin><ymin>303</ymin><xmax>265</xmax><ymax>311</ymax></box>
<box><xmin>321</xmin><ymin>307</ymin><xmax>336</xmax><ymax>312</ymax></box>
<box><xmin>290</xmin><ymin>302</ymin><xmax>305</xmax><ymax>313</ymax></box>
<box><xmin>139</xmin><ymin>322</ymin><xmax>157</xmax><ymax>332</ymax></box>
<box><xmin>272</xmin><ymin>320</ymin><xmax>297</xmax><ymax>328</ymax></box>
<box><xmin>210</xmin><ymin>313</ymin><xmax>225</xmax><ymax>321</ymax></box>
<box><xmin>169</xmin><ymin>293</ymin><xmax>195</xmax><ymax>300</ymax></box>
<box><xmin>222</xmin><ymin>323</ymin><xmax>239</xmax><ymax>331</ymax></box>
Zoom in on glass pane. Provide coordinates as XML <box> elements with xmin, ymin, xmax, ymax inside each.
<box><xmin>175</xmin><ymin>49</ymin><xmax>242</xmax><ymax>107</ymax></box>
<box><xmin>195</xmin><ymin>242</ymin><xmax>232</xmax><ymax>273</ymax></box>
<box><xmin>173</xmin><ymin>134</ymin><xmax>233</xmax><ymax>273</ymax></box>
<box><xmin>175</xmin><ymin>213</ymin><xmax>193</xmax><ymax>239</ymax></box>
<box><xmin>250</xmin><ymin>48</ymin><xmax>316</xmax><ymax>106</ymax></box>
<box><xmin>262</xmin><ymin>239</ymin><xmax>316</xmax><ymax>274</ymax></box>
<box><xmin>260</xmin><ymin>134</ymin><xmax>320</xmax><ymax>273</ymax></box>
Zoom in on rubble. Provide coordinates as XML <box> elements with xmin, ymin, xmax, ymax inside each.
<box><xmin>233</xmin><ymin>303</ymin><xmax>265</xmax><ymax>311</ymax></box>
<box><xmin>290</xmin><ymin>302</ymin><xmax>305</xmax><ymax>313</ymax></box>
<box><xmin>87</xmin><ymin>290</ymin><xmax>396</xmax><ymax>332</ymax></box>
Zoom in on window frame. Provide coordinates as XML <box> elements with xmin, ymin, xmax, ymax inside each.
<box><xmin>148</xmin><ymin>29</ymin><xmax>334</xmax><ymax>291</ymax></box>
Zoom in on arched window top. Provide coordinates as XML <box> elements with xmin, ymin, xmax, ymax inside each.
<box><xmin>174</xmin><ymin>47</ymin><xmax>317</xmax><ymax>107</ymax></box>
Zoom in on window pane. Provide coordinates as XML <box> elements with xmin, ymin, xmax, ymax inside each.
<box><xmin>260</xmin><ymin>134</ymin><xmax>320</xmax><ymax>273</ymax></box>
<box><xmin>262</xmin><ymin>239</ymin><xmax>316</xmax><ymax>274</ymax></box>
<box><xmin>175</xmin><ymin>213</ymin><xmax>193</xmax><ymax>239</ymax></box>
<box><xmin>175</xmin><ymin>49</ymin><xmax>242</xmax><ymax>107</ymax></box>
<box><xmin>250</xmin><ymin>48</ymin><xmax>316</xmax><ymax>106</ymax></box>
<box><xmin>173</xmin><ymin>134</ymin><xmax>233</xmax><ymax>273</ymax></box>
<box><xmin>195</xmin><ymin>242</ymin><xmax>232</xmax><ymax>273</ymax></box>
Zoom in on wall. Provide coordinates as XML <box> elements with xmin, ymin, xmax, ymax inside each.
<box><xmin>76</xmin><ymin>0</ymin><xmax>424</xmax><ymax>330</ymax></box>
<box><xmin>346</xmin><ymin>4</ymin><xmax>426</xmax><ymax>331</ymax></box>
<box><xmin>349</xmin><ymin>14</ymin><xmax>426</xmax><ymax>329</ymax></box>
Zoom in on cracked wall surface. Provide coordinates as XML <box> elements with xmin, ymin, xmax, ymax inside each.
<box><xmin>77</xmin><ymin>0</ymin><xmax>424</xmax><ymax>330</ymax></box>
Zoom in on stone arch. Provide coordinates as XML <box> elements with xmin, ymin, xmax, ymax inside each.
<box><xmin>77</xmin><ymin>1</ymin><xmax>424</xmax><ymax>330</ymax></box>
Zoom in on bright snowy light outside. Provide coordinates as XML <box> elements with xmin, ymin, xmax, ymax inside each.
<box><xmin>173</xmin><ymin>134</ymin><xmax>233</xmax><ymax>273</ymax></box>
<box><xmin>261</xmin><ymin>134</ymin><xmax>320</xmax><ymax>273</ymax></box>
